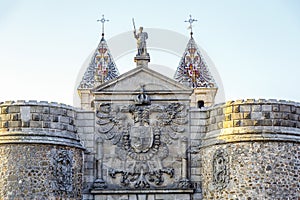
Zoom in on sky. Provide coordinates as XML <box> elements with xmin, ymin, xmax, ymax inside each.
<box><xmin>0</xmin><ymin>0</ymin><xmax>300</xmax><ymax>106</ymax></box>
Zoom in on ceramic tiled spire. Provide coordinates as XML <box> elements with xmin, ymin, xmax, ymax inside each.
<box><xmin>174</xmin><ymin>15</ymin><xmax>216</xmax><ymax>88</ymax></box>
<box><xmin>78</xmin><ymin>15</ymin><xmax>119</xmax><ymax>89</ymax></box>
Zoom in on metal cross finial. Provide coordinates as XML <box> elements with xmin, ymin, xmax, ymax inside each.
<box><xmin>184</xmin><ymin>15</ymin><xmax>197</xmax><ymax>37</ymax></box>
<box><xmin>97</xmin><ymin>14</ymin><xmax>109</xmax><ymax>37</ymax></box>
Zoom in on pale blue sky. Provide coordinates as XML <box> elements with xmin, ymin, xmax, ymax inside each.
<box><xmin>0</xmin><ymin>0</ymin><xmax>299</xmax><ymax>105</ymax></box>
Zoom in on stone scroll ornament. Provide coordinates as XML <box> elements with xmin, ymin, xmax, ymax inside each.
<box><xmin>96</xmin><ymin>92</ymin><xmax>188</xmax><ymax>188</ymax></box>
<box><xmin>212</xmin><ymin>149</ymin><xmax>229</xmax><ymax>190</ymax></box>
<box><xmin>51</xmin><ymin>149</ymin><xmax>73</xmax><ymax>192</ymax></box>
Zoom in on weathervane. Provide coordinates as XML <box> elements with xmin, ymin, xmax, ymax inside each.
<box><xmin>97</xmin><ymin>14</ymin><xmax>109</xmax><ymax>37</ymax></box>
<box><xmin>184</xmin><ymin>15</ymin><xmax>197</xmax><ymax>37</ymax></box>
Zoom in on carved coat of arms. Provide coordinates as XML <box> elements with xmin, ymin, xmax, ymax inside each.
<box><xmin>95</xmin><ymin>88</ymin><xmax>188</xmax><ymax>189</ymax></box>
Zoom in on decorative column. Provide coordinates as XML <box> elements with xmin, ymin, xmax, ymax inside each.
<box><xmin>93</xmin><ymin>137</ymin><xmax>107</xmax><ymax>189</ymax></box>
<box><xmin>179</xmin><ymin>136</ymin><xmax>190</xmax><ymax>188</ymax></box>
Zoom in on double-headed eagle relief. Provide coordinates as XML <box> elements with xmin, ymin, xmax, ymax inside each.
<box><xmin>95</xmin><ymin>87</ymin><xmax>188</xmax><ymax>188</ymax></box>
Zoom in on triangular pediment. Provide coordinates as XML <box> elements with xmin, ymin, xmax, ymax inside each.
<box><xmin>92</xmin><ymin>66</ymin><xmax>193</xmax><ymax>94</ymax></box>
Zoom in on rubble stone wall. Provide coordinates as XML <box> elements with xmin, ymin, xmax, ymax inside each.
<box><xmin>200</xmin><ymin>99</ymin><xmax>300</xmax><ymax>199</ymax></box>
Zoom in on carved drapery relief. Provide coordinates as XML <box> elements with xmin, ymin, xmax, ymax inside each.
<box><xmin>51</xmin><ymin>149</ymin><xmax>73</xmax><ymax>192</ymax></box>
<box><xmin>95</xmin><ymin>99</ymin><xmax>188</xmax><ymax>189</ymax></box>
<box><xmin>212</xmin><ymin>149</ymin><xmax>229</xmax><ymax>190</ymax></box>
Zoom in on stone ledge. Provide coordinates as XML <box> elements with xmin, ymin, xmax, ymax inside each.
<box><xmin>0</xmin><ymin>131</ymin><xmax>84</xmax><ymax>149</ymax></box>
<box><xmin>90</xmin><ymin>189</ymin><xmax>194</xmax><ymax>194</ymax></box>
<box><xmin>209</xmin><ymin>99</ymin><xmax>300</xmax><ymax>111</ymax></box>
<box><xmin>0</xmin><ymin>100</ymin><xmax>74</xmax><ymax>109</ymax></box>
<box><xmin>201</xmin><ymin>126</ymin><xmax>300</xmax><ymax>148</ymax></box>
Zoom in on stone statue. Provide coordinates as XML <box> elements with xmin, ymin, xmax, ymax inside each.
<box><xmin>133</xmin><ymin>24</ymin><xmax>148</xmax><ymax>56</ymax></box>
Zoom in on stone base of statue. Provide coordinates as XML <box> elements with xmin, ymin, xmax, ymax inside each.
<box><xmin>134</xmin><ymin>53</ymin><xmax>150</xmax><ymax>67</ymax></box>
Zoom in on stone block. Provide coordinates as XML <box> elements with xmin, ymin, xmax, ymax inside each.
<box><xmin>209</xmin><ymin>116</ymin><xmax>216</xmax><ymax>124</ymax></box>
<box><xmin>263</xmin><ymin>119</ymin><xmax>273</xmax><ymax>126</ymax></box>
<box><xmin>42</xmin><ymin>107</ymin><xmax>50</xmax><ymax>114</ymax></box>
<box><xmin>242</xmin><ymin>119</ymin><xmax>253</xmax><ymax>126</ymax></box>
<box><xmin>50</xmin><ymin>107</ymin><xmax>60</xmax><ymax>115</ymax></box>
<box><xmin>174</xmin><ymin>194</ymin><xmax>191</xmax><ymax>200</ymax></box>
<box><xmin>0</xmin><ymin>114</ymin><xmax>10</xmax><ymax>121</ymax></box>
<box><xmin>67</xmin><ymin>110</ymin><xmax>75</xmax><ymax>117</ymax></box>
<box><xmin>9</xmin><ymin>121</ymin><xmax>21</xmax><ymax>127</ymax></box>
<box><xmin>192</xmin><ymin>193</ymin><xmax>202</xmax><ymax>200</ymax></box>
<box><xmin>223</xmin><ymin>121</ymin><xmax>233</xmax><ymax>128</ymax></box>
<box><xmin>251</xmin><ymin>112</ymin><xmax>263</xmax><ymax>120</ymax></box>
<box><xmin>252</xmin><ymin>105</ymin><xmax>261</xmax><ymax>112</ymax></box>
<box><xmin>273</xmin><ymin>119</ymin><xmax>282</xmax><ymax>126</ymax></box>
<box><xmin>42</xmin><ymin>114</ymin><xmax>51</xmax><ymax>121</ymax></box>
<box><xmin>217</xmin><ymin>122</ymin><xmax>223</xmax><ymax>129</ymax></box>
<box><xmin>32</xmin><ymin>113</ymin><xmax>41</xmax><ymax>121</ymax></box>
<box><xmin>215</xmin><ymin>115</ymin><xmax>223</xmax><ymax>123</ymax></box>
<box><xmin>155</xmin><ymin>194</ymin><xmax>175</xmax><ymax>200</ymax></box>
<box><xmin>9</xmin><ymin>106</ymin><xmax>20</xmax><ymax>113</ymax></box>
<box><xmin>43</xmin><ymin>122</ymin><xmax>51</xmax><ymax>128</ymax></box>
<box><xmin>240</xmin><ymin>105</ymin><xmax>251</xmax><ymax>112</ymax></box>
<box><xmin>50</xmin><ymin>122</ymin><xmax>60</xmax><ymax>129</ymax></box>
<box><xmin>289</xmin><ymin>113</ymin><xmax>298</xmax><ymax>121</ymax></box>
<box><xmin>231</xmin><ymin>113</ymin><xmax>242</xmax><ymax>120</ymax></box>
<box><xmin>224</xmin><ymin>106</ymin><xmax>233</xmax><ymax>114</ymax></box>
<box><xmin>128</xmin><ymin>195</ymin><xmax>137</xmax><ymax>200</ymax></box>
<box><xmin>217</xmin><ymin>108</ymin><xmax>223</xmax><ymax>115</ymax></box>
<box><xmin>52</xmin><ymin>115</ymin><xmax>59</xmax><ymax>122</ymax></box>
<box><xmin>84</xmin><ymin>140</ymin><xmax>95</xmax><ymax>148</ymax></box>
<box><xmin>77</xmin><ymin>112</ymin><xmax>95</xmax><ymax>120</ymax></box>
<box><xmin>11</xmin><ymin>114</ymin><xmax>20</xmax><ymax>121</ymax></box>
<box><xmin>243</xmin><ymin>112</ymin><xmax>251</xmax><ymax>119</ymax></box>
<box><xmin>30</xmin><ymin>121</ymin><xmax>43</xmax><ymax>128</ymax></box>
<box><xmin>76</xmin><ymin>119</ymin><xmax>95</xmax><ymax>127</ymax></box>
<box><xmin>191</xmin><ymin>126</ymin><xmax>206</xmax><ymax>133</ymax></box>
<box><xmin>263</xmin><ymin>112</ymin><xmax>270</xmax><ymax>119</ymax></box>
<box><xmin>282</xmin><ymin>113</ymin><xmax>290</xmax><ymax>120</ymax></box>
<box><xmin>191</xmin><ymin>132</ymin><xmax>204</xmax><ymax>140</ymax></box>
<box><xmin>225</xmin><ymin>114</ymin><xmax>231</xmax><ymax>121</ymax></box>
<box><xmin>233</xmin><ymin>105</ymin><xmax>240</xmax><ymax>113</ymax></box>
<box><xmin>60</xmin><ymin>116</ymin><xmax>70</xmax><ymax>124</ymax></box>
<box><xmin>191</xmin><ymin>167</ymin><xmax>201</xmax><ymax>175</ymax></box>
<box><xmin>262</xmin><ymin>105</ymin><xmax>272</xmax><ymax>111</ymax></box>
<box><xmin>272</xmin><ymin>112</ymin><xmax>282</xmax><ymax>119</ymax></box>
<box><xmin>1</xmin><ymin>107</ymin><xmax>8</xmax><ymax>114</ymax></box>
<box><xmin>84</xmin><ymin>161</ymin><xmax>94</xmax><ymax>170</ymax></box>
<box><xmin>280</xmin><ymin>105</ymin><xmax>291</xmax><ymax>112</ymax></box>
<box><xmin>190</xmin><ymin>119</ymin><xmax>206</xmax><ymax>126</ymax></box>
<box><xmin>30</xmin><ymin>106</ymin><xmax>43</xmax><ymax>113</ymax></box>
<box><xmin>291</xmin><ymin>105</ymin><xmax>296</xmax><ymax>113</ymax></box>
<box><xmin>234</xmin><ymin>120</ymin><xmax>241</xmax><ymax>127</ymax></box>
<box><xmin>147</xmin><ymin>195</ymin><xmax>155</xmax><ymax>200</ymax></box>
<box><xmin>253</xmin><ymin>120</ymin><xmax>262</xmax><ymax>126</ymax></box>
<box><xmin>272</xmin><ymin>105</ymin><xmax>279</xmax><ymax>112</ymax></box>
<box><xmin>81</xmin><ymin>133</ymin><xmax>94</xmax><ymax>141</ymax></box>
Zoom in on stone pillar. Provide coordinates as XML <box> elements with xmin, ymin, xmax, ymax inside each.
<box><xmin>93</xmin><ymin>137</ymin><xmax>107</xmax><ymax>189</ymax></box>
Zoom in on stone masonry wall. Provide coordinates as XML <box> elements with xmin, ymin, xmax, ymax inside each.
<box><xmin>201</xmin><ymin>142</ymin><xmax>300</xmax><ymax>199</ymax></box>
<box><xmin>200</xmin><ymin>99</ymin><xmax>300</xmax><ymax>199</ymax></box>
<box><xmin>0</xmin><ymin>100</ymin><xmax>84</xmax><ymax>199</ymax></box>
<box><xmin>189</xmin><ymin>108</ymin><xmax>208</xmax><ymax>200</ymax></box>
<box><xmin>76</xmin><ymin>110</ymin><xmax>95</xmax><ymax>200</ymax></box>
<box><xmin>0</xmin><ymin>144</ymin><xmax>83</xmax><ymax>199</ymax></box>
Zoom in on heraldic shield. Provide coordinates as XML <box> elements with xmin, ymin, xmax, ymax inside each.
<box><xmin>130</xmin><ymin>126</ymin><xmax>153</xmax><ymax>153</ymax></box>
